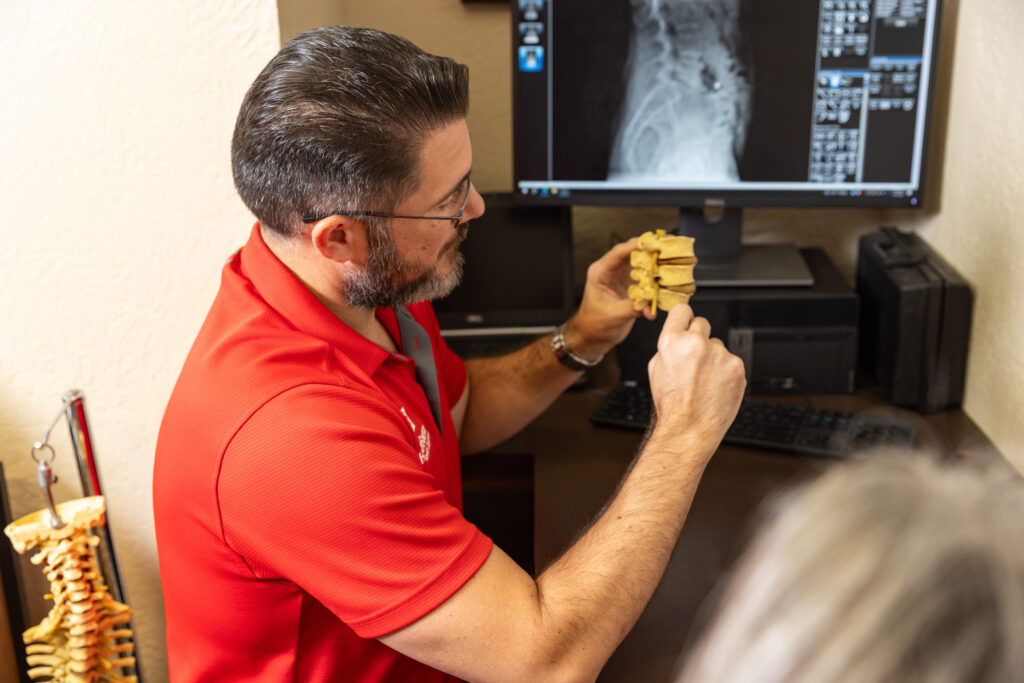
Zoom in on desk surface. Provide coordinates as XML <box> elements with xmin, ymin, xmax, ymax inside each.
<box><xmin>488</xmin><ymin>386</ymin><xmax>998</xmax><ymax>682</ymax></box>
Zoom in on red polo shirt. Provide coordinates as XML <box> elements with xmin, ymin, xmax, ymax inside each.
<box><xmin>154</xmin><ymin>225</ymin><xmax>492</xmax><ymax>682</ymax></box>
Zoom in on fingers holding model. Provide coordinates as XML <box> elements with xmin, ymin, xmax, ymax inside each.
<box><xmin>561</xmin><ymin>238</ymin><xmax>650</xmax><ymax>364</ymax></box>
<box><xmin>647</xmin><ymin>305</ymin><xmax>746</xmax><ymax>461</ymax></box>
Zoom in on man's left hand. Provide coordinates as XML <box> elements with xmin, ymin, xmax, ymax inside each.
<box><xmin>562</xmin><ymin>237</ymin><xmax>652</xmax><ymax>362</ymax></box>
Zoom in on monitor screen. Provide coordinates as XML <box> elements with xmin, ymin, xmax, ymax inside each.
<box><xmin>513</xmin><ymin>0</ymin><xmax>943</xmax><ymax>210</ymax></box>
<box><xmin>432</xmin><ymin>192</ymin><xmax>575</xmax><ymax>334</ymax></box>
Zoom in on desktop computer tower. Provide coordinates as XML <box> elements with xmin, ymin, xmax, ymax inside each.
<box><xmin>618</xmin><ymin>248</ymin><xmax>859</xmax><ymax>395</ymax></box>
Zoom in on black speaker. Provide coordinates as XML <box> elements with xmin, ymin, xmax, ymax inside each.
<box><xmin>856</xmin><ymin>227</ymin><xmax>973</xmax><ymax>413</ymax></box>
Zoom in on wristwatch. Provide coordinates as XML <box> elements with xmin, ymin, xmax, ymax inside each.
<box><xmin>550</xmin><ymin>322</ymin><xmax>604</xmax><ymax>371</ymax></box>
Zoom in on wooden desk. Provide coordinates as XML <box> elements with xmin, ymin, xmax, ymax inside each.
<box><xmin>486</xmin><ymin>387</ymin><xmax>999</xmax><ymax>683</ymax></box>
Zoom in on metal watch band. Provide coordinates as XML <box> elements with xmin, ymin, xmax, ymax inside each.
<box><xmin>551</xmin><ymin>322</ymin><xmax>604</xmax><ymax>371</ymax></box>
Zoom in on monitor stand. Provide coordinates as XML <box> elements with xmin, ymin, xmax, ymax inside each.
<box><xmin>678</xmin><ymin>207</ymin><xmax>814</xmax><ymax>288</ymax></box>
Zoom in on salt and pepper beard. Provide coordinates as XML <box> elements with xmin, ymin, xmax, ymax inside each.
<box><xmin>343</xmin><ymin>220</ymin><xmax>468</xmax><ymax>310</ymax></box>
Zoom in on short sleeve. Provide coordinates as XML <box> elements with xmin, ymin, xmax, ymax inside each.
<box><xmin>218</xmin><ymin>384</ymin><xmax>492</xmax><ymax>638</ymax></box>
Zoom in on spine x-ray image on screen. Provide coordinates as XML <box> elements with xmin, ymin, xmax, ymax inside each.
<box><xmin>609</xmin><ymin>0</ymin><xmax>752</xmax><ymax>183</ymax></box>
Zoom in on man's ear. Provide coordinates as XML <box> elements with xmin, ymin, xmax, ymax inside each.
<box><xmin>309</xmin><ymin>216</ymin><xmax>368</xmax><ymax>265</ymax></box>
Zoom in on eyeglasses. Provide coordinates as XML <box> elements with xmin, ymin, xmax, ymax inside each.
<box><xmin>302</xmin><ymin>176</ymin><xmax>472</xmax><ymax>224</ymax></box>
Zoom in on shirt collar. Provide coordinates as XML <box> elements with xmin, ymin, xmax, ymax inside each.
<box><xmin>236</xmin><ymin>223</ymin><xmax>403</xmax><ymax>373</ymax></box>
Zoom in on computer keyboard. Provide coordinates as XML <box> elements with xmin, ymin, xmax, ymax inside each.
<box><xmin>590</xmin><ymin>381</ymin><xmax>921</xmax><ymax>459</ymax></box>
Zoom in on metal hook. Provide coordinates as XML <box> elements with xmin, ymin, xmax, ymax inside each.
<box><xmin>31</xmin><ymin>409</ymin><xmax>67</xmax><ymax>529</ymax></box>
<box><xmin>37</xmin><ymin>463</ymin><xmax>64</xmax><ymax>529</ymax></box>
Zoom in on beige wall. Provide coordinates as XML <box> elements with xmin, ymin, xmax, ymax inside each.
<box><xmin>917</xmin><ymin>0</ymin><xmax>1024</xmax><ymax>467</ymax></box>
<box><xmin>0</xmin><ymin>0</ymin><xmax>1019</xmax><ymax>680</ymax></box>
<box><xmin>0</xmin><ymin>2</ymin><xmax>281</xmax><ymax>680</ymax></box>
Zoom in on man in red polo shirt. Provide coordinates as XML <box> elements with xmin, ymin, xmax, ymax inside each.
<box><xmin>153</xmin><ymin>26</ymin><xmax>746</xmax><ymax>682</ymax></box>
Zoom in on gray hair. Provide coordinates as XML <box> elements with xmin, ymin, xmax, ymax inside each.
<box><xmin>679</xmin><ymin>451</ymin><xmax>1024</xmax><ymax>683</ymax></box>
<box><xmin>231</xmin><ymin>26</ymin><xmax>469</xmax><ymax>238</ymax></box>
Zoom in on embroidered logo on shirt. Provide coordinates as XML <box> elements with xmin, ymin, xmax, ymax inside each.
<box><xmin>400</xmin><ymin>407</ymin><xmax>431</xmax><ymax>465</ymax></box>
<box><xmin>418</xmin><ymin>426</ymin><xmax>431</xmax><ymax>465</ymax></box>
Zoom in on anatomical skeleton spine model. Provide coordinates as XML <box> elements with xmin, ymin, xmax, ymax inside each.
<box><xmin>5</xmin><ymin>496</ymin><xmax>137</xmax><ymax>682</ymax></box>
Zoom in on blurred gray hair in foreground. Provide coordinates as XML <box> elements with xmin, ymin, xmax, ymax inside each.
<box><xmin>679</xmin><ymin>450</ymin><xmax>1024</xmax><ymax>683</ymax></box>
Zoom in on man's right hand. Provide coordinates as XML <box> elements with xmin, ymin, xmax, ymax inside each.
<box><xmin>646</xmin><ymin>305</ymin><xmax>746</xmax><ymax>461</ymax></box>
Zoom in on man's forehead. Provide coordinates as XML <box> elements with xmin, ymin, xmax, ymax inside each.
<box><xmin>410</xmin><ymin>120</ymin><xmax>472</xmax><ymax>200</ymax></box>
<box><xmin>422</xmin><ymin>120</ymin><xmax>471</xmax><ymax>166</ymax></box>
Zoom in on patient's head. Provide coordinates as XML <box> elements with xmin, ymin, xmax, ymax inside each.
<box><xmin>679</xmin><ymin>451</ymin><xmax>1024</xmax><ymax>683</ymax></box>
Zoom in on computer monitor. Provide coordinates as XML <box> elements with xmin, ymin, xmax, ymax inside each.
<box><xmin>433</xmin><ymin>192</ymin><xmax>575</xmax><ymax>338</ymax></box>
<box><xmin>512</xmin><ymin>0</ymin><xmax>944</xmax><ymax>285</ymax></box>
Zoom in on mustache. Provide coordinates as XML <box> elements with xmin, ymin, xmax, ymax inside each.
<box><xmin>444</xmin><ymin>221</ymin><xmax>470</xmax><ymax>253</ymax></box>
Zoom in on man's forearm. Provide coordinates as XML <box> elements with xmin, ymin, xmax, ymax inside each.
<box><xmin>458</xmin><ymin>239</ymin><xmax>643</xmax><ymax>454</ymax></box>
<box><xmin>520</xmin><ymin>308</ymin><xmax>746</xmax><ymax>679</ymax></box>
<box><xmin>459</xmin><ymin>333</ymin><xmax>583</xmax><ymax>454</ymax></box>
<box><xmin>528</xmin><ymin>426</ymin><xmax>712</xmax><ymax>680</ymax></box>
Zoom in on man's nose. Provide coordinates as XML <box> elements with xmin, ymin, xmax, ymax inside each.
<box><xmin>462</xmin><ymin>184</ymin><xmax>485</xmax><ymax>223</ymax></box>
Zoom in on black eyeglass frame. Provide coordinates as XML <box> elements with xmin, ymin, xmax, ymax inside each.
<box><xmin>301</xmin><ymin>176</ymin><xmax>472</xmax><ymax>224</ymax></box>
